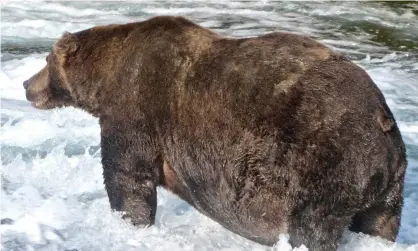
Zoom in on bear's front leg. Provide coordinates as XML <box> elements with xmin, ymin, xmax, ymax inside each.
<box><xmin>100</xmin><ymin>122</ymin><xmax>161</xmax><ymax>226</ymax></box>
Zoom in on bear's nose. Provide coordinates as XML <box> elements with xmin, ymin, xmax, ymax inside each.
<box><xmin>23</xmin><ymin>80</ymin><xmax>29</xmax><ymax>89</ymax></box>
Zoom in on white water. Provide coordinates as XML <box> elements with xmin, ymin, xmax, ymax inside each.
<box><xmin>1</xmin><ymin>1</ymin><xmax>418</xmax><ymax>250</ymax></box>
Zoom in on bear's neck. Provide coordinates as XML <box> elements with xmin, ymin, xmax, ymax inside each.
<box><xmin>70</xmin><ymin>24</ymin><xmax>219</xmax><ymax>119</ymax></box>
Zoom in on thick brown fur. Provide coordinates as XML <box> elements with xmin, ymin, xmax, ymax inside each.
<box><xmin>23</xmin><ymin>16</ymin><xmax>407</xmax><ymax>251</ymax></box>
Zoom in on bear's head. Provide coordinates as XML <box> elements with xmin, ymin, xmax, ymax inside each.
<box><xmin>23</xmin><ymin>32</ymin><xmax>85</xmax><ymax>112</ymax></box>
<box><xmin>24</xmin><ymin>17</ymin><xmax>210</xmax><ymax>118</ymax></box>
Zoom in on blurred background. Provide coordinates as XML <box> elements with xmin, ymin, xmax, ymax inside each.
<box><xmin>1</xmin><ymin>1</ymin><xmax>417</xmax><ymax>250</ymax></box>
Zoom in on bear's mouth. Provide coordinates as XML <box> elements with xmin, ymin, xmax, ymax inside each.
<box><xmin>31</xmin><ymin>99</ymin><xmax>51</xmax><ymax>109</ymax></box>
<box><xmin>26</xmin><ymin>90</ymin><xmax>54</xmax><ymax>110</ymax></box>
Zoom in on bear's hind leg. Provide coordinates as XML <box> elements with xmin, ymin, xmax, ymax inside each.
<box><xmin>349</xmin><ymin>184</ymin><xmax>403</xmax><ymax>241</ymax></box>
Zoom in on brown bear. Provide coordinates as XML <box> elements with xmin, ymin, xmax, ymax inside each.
<box><xmin>23</xmin><ymin>16</ymin><xmax>407</xmax><ymax>251</ymax></box>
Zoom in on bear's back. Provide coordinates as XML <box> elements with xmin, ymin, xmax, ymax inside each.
<box><xmin>178</xmin><ymin>31</ymin><xmax>345</xmax><ymax>135</ymax></box>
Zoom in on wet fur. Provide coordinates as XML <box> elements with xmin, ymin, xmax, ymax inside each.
<box><xmin>24</xmin><ymin>16</ymin><xmax>407</xmax><ymax>251</ymax></box>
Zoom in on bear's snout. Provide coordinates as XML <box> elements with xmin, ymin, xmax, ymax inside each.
<box><xmin>23</xmin><ymin>66</ymin><xmax>55</xmax><ymax>109</ymax></box>
<box><xmin>23</xmin><ymin>77</ymin><xmax>41</xmax><ymax>102</ymax></box>
<box><xmin>23</xmin><ymin>80</ymin><xmax>29</xmax><ymax>89</ymax></box>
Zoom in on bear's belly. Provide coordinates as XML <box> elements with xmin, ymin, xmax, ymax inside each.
<box><xmin>161</xmin><ymin>160</ymin><xmax>288</xmax><ymax>245</ymax></box>
<box><xmin>161</xmin><ymin>159</ymin><xmax>195</xmax><ymax>205</ymax></box>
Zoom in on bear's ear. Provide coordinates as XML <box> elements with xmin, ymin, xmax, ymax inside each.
<box><xmin>53</xmin><ymin>32</ymin><xmax>79</xmax><ymax>57</ymax></box>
